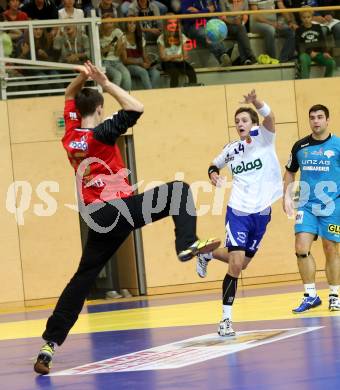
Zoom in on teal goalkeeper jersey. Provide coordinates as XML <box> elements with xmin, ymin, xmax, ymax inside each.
<box><xmin>286</xmin><ymin>133</ymin><xmax>340</xmax><ymax>207</ymax></box>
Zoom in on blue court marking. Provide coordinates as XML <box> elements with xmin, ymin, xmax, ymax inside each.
<box><xmin>1</xmin><ymin>316</ymin><xmax>340</xmax><ymax>390</ymax></box>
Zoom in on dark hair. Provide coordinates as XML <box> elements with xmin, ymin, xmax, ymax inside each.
<box><xmin>234</xmin><ymin>107</ymin><xmax>259</xmax><ymax>125</ymax></box>
<box><xmin>123</xmin><ymin>21</ymin><xmax>144</xmax><ymax>55</ymax></box>
<box><xmin>75</xmin><ymin>88</ymin><xmax>104</xmax><ymax>117</ymax></box>
<box><xmin>309</xmin><ymin>104</ymin><xmax>329</xmax><ymax>119</ymax></box>
<box><xmin>162</xmin><ymin>18</ymin><xmax>182</xmax><ymax>48</ymax></box>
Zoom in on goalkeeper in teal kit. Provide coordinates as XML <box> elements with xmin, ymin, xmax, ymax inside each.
<box><xmin>283</xmin><ymin>104</ymin><xmax>340</xmax><ymax>313</ymax></box>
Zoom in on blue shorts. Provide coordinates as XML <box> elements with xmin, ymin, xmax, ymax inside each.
<box><xmin>225</xmin><ymin>206</ymin><xmax>272</xmax><ymax>258</ymax></box>
<box><xmin>295</xmin><ymin>198</ymin><xmax>340</xmax><ymax>242</ymax></box>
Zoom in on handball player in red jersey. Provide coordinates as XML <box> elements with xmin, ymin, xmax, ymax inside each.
<box><xmin>34</xmin><ymin>61</ymin><xmax>220</xmax><ymax>375</ymax></box>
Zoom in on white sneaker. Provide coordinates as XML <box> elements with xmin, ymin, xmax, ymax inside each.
<box><xmin>196</xmin><ymin>253</ymin><xmax>212</xmax><ymax>278</ymax></box>
<box><xmin>218</xmin><ymin>318</ymin><xmax>236</xmax><ymax>337</ymax></box>
<box><xmin>120</xmin><ymin>289</ymin><xmax>132</xmax><ymax>298</ymax></box>
<box><xmin>220</xmin><ymin>53</ymin><xmax>232</xmax><ymax>67</ymax></box>
<box><xmin>106</xmin><ymin>290</ymin><xmax>123</xmax><ymax>299</ymax></box>
<box><xmin>329</xmin><ymin>296</ymin><xmax>340</xmax><ymax>311</ymax></box>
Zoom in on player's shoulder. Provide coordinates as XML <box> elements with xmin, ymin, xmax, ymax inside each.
<box><xmin>330</xmin><ymin>134</ymin><xmax>340</xmax><ymax>144</ymax></box>
<box><xmin>292</xmin><ymin>135</ymin><xmax>311</xmax><ymax>152</ymax></box>
<box><xmin>222</xmin><ymin>139</ymin><xmax>239</xmax><ymax>151</ymax></box>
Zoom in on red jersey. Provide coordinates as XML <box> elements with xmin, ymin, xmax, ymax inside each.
<box><xmin>3</xmin><ymin>10</ymin><xmax>29</xmax><ymax>21</ymax></box>
<box><xmin>62</xmin><ymin>99</ymin><xmax>138</xmax><ymax>205</ymax></box>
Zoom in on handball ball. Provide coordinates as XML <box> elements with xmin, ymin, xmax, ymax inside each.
<box><xmin>205</xmin><ymin>19</ymin><xmax>228</xmax><ymax>43</ymax></box>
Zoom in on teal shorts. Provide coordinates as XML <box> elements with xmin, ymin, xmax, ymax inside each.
<box><xmin>295</xmin><ymin>198</ymin><xmax>340</xmax><ymax>242</ymax></box>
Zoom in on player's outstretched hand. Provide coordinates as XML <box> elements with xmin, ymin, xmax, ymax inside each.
<box><xmin>84</xmin><ymin>60</ymin><xmax>109</xmax><ymax>86</ymax></box>
<box><xmin>74</xmin><ymin>64</ymin><xmax>89</xmax><ymax>78</ymax></box>
<box><xmin>241</xmin><ymin>89</ymin><xmax>257</xmax><ymax>104</ymax></box>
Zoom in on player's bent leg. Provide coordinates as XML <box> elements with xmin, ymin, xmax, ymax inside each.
<box><xmin>129</xmin><ymin>182</ymin><xmax>221</xmax><ymax>262</ymax></box>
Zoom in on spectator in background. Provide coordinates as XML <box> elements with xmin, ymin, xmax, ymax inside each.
<box><xmin>128</xmin><ymin>0</ymin><xmax>162</xmax><ymax>42</ymax></box>
<box><xmin>100</xmin><ymin>18</ymin><xmax>132</xmax><ymax>90</ymax></box>
<box><xmin>58</xmin><ymin>0</ymin><xmax>85</xmax><ymax>19</ymax></box>
<box><xmin>16</xmin><ymin>26</ymin><xmax>59</xmax><ymax>77</ymax></box>
<box><xmin>3</xmin><ymin>0</ymin><xmax>29</xmax><ymax>51</ymax></box>
<box><xmin>219</xmin><ymin>0</ymin><xmax>257</xmax><ymax>65</ymax></box>
<box><xmin>3</xmin><ymin>0</ymin><xmax>29</xmax><ymax>20</ymax></box>
<box><xmin>310</xmin><ymin>0</ymin><xmax>340</xmax><ymax>49</ymax></box>
<box><xmin>0</xmin><ymin>14</ymin><xmax>13</xmax><ymax>57</ymax></box>
<box><xmin>21</xmin><ymin>0</ymin><xmax>58</xmax><ymax>19</ymax></box>
<box><xmin>249</xmin><ymin>0</ymin><xmax>296</xmax><ymax>63</ymax></box>
<box><xmin>121</xmin><ymin>0</ymin><xmax>167</xmax><ymax>16</ymax></box>
<box><xmin>158</xmin><ymin>17</ymin><xmax>198</xmax><ymax>87</ymax></box>
<box><xmin>53</xmin><ymin>25</ymin><xmax>90</xmax><ymax>63</ymax></box>
<box><xmin>180</xmin><ymin>0</ymin><xmax>232</xmax><ymax>66</ymax></box>
<box><xmin>94</xmin><ymin>0</ymin><xmax>120</xmax><ymax>17</ymax></box>
<box><xmin>121</xmin><ymin>21</ymin><xmax>160</xmax><ymax>89</ymax></box>
<box><xmin>295</xmin><ymin>7</ymin><xmax>336</xmax><ymax>78</ymax></box>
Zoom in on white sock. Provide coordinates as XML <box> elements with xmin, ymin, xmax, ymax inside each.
<box><xmin>329</xmin><ymin>285</ymin><xmax>339</xmax><ymax>296</ymax></box>
<box><xmin>304</xmin><ymin>283</ymin><xmax>317</xmax><ymax>297</ymax></box>
<box><xmin>223</xmin><ymin>305</ymin><xmax>232</xmax><ymax>321</ymax></box>
<box><xmin>204</xmin><ymin>251</ymin><xmax>213</xmax><ymax>261</ymax></box>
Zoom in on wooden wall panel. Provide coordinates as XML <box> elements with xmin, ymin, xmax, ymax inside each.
<box><xmin>132</xmin><ymin>86</ymin><xmax>229</xmax><ymax>288</ymax></box>
<box><xmin>225</xmin><ymin>81</ymin><xmax>297</xmax><ymax>128</ymax></box>
<box><xmin>3</xmin><ymin>78</ymin><xmax>339</xmax><ymax>303</ymax></box>
<box><xmin>295</xmin><ymin>79</ymin><xmax>340</xmax><ymax>138</ymax></box>
<box><xmin>0</xmin><ymin>101</ymin><xmax>24</xmax><ymax>304</ymax></box>
<box><xmin>7</xmin><ymin>94</ymin><xmax>130</xmax><ymax>145</ymax></box>
<box><xmin>11</xmin><ymin>142</ymin><xmax>81</xmax><ymax>301</ymax></box>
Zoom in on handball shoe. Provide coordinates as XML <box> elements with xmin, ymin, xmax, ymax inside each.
<box><xmin>329</xmin><ymin>296</ymin><xmax>340</xmax><ymax>311</ymax></box>
<box><xmin>292</xmin><ymin>295</ymin><xmax>322</xmax><ymax>314</ymax></box>
<box><xmin>178</xmin><ymin>238</ymin><xmax>220</xmax><ymax>262</ymax></box>
<box><xmin>218</xmin><ymin>319</ymin><xmax>236</xmax><ymax>337</ymax></box>
<box><xmin>34</xmin><ymin>341</ymin><xmax>55</xmax><ymax>375</ymax></box>
<box><xmin>196</xmin><ymin>253</ymin><xmax>212</xmax><ymax>278</ymax></box>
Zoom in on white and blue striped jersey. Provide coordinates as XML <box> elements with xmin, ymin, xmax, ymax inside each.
<box><xmin>213</xmin><ymin>125</ymin><xmax>283</xmax><ymax>213</ymax></box>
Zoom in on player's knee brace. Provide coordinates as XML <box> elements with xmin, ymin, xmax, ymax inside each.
<box><xmin>295</xmin><ymin>251</ymin><xmax>311</xmax><ymax>259</ymax></box>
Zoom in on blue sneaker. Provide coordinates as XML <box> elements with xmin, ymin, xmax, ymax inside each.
<box><xmin>292</xmin><ymin>295</ymin><xmax>322</xmax><ymax>314</ymax></box>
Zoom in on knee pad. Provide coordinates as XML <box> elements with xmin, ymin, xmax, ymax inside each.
<box><xmin>295</xmin><ymin>251</ymin><xmax>310</xmax><ymax>259</ymax></box>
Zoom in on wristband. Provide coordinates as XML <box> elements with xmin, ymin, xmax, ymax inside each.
<box><xmin>257</xmin><ymin>102</ymin><xmax>271</xmax><ymax>117</ymax></box>
<box><xmin>208</xmin><ymin>165</ymin><xmax>220</xmax><ymax>177</ymax></box>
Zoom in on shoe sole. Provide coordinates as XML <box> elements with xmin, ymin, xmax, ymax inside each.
<box><xmin>329</xmin><ymin>307</ymin><xmax>340</xmax><ymax>311</ymax></box>
<box><xmin>196</xmin><ymin>239</ymin><xmax>220</xmax><ymax>256</ymax></box>
<box><xmin>34</xmin><ymin>360</ymin><xmax>50</xmax><ymax>375</ymax></box>
<box><xmin>218</xmin><ymin>331</ymin><xmax>236</xmax><ymax>337</ymax></box>
<box><xmin>292</xmin><ymin>302</ymin><xmax>322</xmax><ymax>314</ymax></box>
<box><xmin>178</xmin><ymin>239</ymin><xmax>221</xmax><ymax>262</ymax></box>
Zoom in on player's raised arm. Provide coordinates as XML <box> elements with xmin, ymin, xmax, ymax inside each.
<box><xmin>65</xmin><ymin>65</ymin><xmax>89</xmax><ymax>101</ymax></box>
<box><xmin>84</xmin><ymin>61</ymin><xmax>144</xmax><ymax>113</ymax></box>
<box><xmin>241</xmin><ymin>89</ymin><xmax>275</xmax><ymax>132</ymax></box>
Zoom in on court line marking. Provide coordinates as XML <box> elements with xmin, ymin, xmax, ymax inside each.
<box><xmin>50</xmin><ymin>326</ymin><xmax>322</xmax><ymax>375</ymax></box>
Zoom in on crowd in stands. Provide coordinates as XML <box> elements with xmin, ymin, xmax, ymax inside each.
<box><xmin>1</xmin><ymin>0</ymin><xmax>340</xmax><ymax>89</ymax></box>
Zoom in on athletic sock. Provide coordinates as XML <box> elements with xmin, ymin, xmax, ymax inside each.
<box><xmin>222</xmin><ymin>274</ymin><xmax>238</xmax><ymax>320</ymax></box>
<box><xmin>329</xmin><ymin>285</ymin><xmax>339</xmax><ymax>297</ymax></box>
<box><xmin>222</xmin><ymin>305</ymin><xmax>232</xmax><ymax>321</ymax></box>
<box><xmin>304</xmin><ymin>283</ymin><xmax>317</xmax><ymax>298</ymax></box>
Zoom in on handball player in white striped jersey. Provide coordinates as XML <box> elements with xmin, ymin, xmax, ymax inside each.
<box><xmin>197</xmin><ymin>89</ymin><xmax>283</xmax><ymax>336</ymax></box>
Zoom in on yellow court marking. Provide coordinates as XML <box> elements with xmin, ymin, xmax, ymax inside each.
<box><xmin>0</xmin><ymin>289</ymin><xmax>338</xmax><ymax>341</ymax></box>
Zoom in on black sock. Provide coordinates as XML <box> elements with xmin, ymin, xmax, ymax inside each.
<box><xmin>222</xmin><ymin>274</ymin><xmax>238</xmax><ymax>306</ymax></box>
